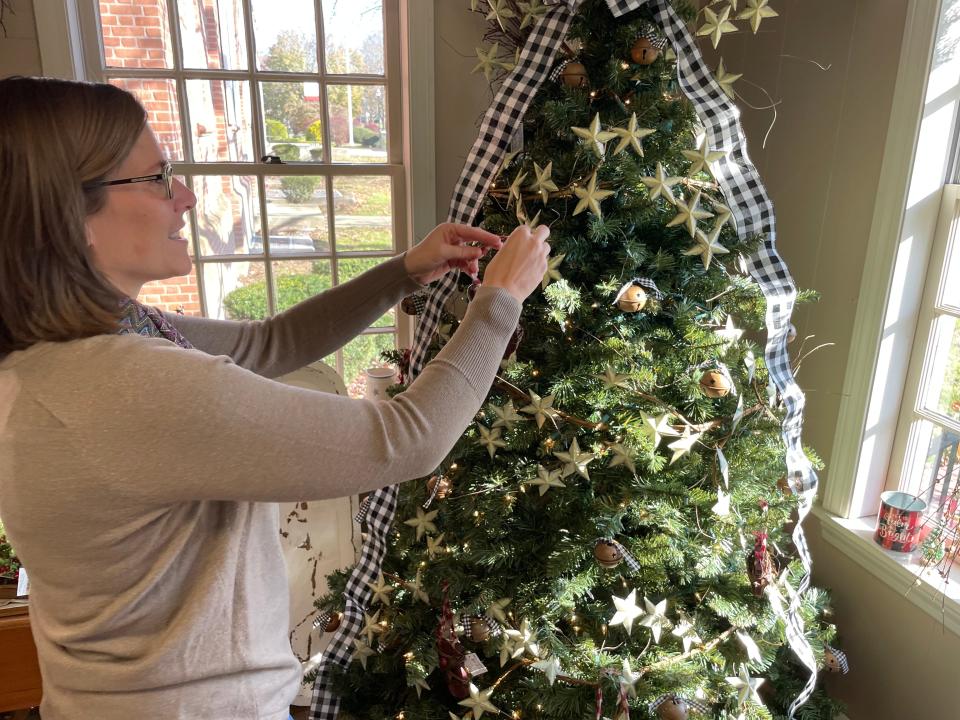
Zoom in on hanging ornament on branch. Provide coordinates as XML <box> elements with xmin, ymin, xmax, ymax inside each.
<box><xmin>437</xmin><ymin>582</ymin><xmax>471</xmax><ymax>700</ymax></box>
<box><xmin>823</xmin><ymin>645</ymin><xmax>850</xmax><ymax>674</ymax></box>
<box><xmin>424</xmin><ymin>474</ymin><xmax>453</xmax><ymax>509</ymax></box>
<box><xmin>313</xmin><ymin>610</ymin><xmax>342</xmax><ymax>634</ymax></box>
<box><xmin>556</xmin><ymin>59</ymin><xmax>590</xmax><ymax>88</ymax></box>
<box><xmin>649</xmin><ymin>694</ymin><xmax>711</xmax><ymax>720</ymax></box>
<box><xmin>700</xmin><ymin>369</ymin><xmax>732</xmax><ymax>398</ymax></box>
<box><xmin>594</xmin><ymin>538</ymin><xmax>624</xmax><ymax>569</ymax></box>
<box><xmin>629</xmin><ymin>22</ymin><xmax>669</xmax><ymax>66</ymax></box>
<box><xmin>746</xmin><ymin>532</ymin><xmax>778</xmax><ymax>596</ymax></box>
<box><xmin>401</xmin><ymin>291</ymin><xmax>429</xmax><ymax>316</ymax></box>
<box><xmin>616</xmin><ymin>283</ymin><xmax>648</xmax><ymax>313</ymax></box>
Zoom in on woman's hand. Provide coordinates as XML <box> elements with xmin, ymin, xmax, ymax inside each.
<box><xmin>403</xmin><ymin>223</ymin><xmax>503</xmax><ymax>285</ymax></box>
<box><xmin>481</xmin><ymin>224</ymin><xmax>551</xmax><ymax>302</ymax></box>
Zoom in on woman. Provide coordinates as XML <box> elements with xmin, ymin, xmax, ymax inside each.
<box><xmin>0</xmin><ymin>77</ymin><xmax>549</xmax><ymax>720</ymax></box>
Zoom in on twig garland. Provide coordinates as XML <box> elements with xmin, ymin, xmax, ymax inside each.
<box><xmin>0</xmin><ymin>0</ymin><xmax>14</xmax><ymax>37</ymax></box>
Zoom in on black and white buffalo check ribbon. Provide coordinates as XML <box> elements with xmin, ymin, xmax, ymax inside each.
<box><xmin>608</xmin><ymin>538</ymin><xmax>641</xmax><ymax>573</ymax></box>
<box><xmin>311</xmin><ymin>1</ymin><xmax>818</xmax><ymax>717</ymax></box>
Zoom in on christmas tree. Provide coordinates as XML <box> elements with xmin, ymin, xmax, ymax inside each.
<box><xmin>312</xmin><ymin>2</ymin><xmax>845</xmax><ymax>718</ymax></box>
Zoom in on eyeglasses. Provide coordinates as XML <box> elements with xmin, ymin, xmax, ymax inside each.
<box><xmin>87</xmin><ymin>161</ymin><xmax>174</xmax><ymax>199</ymax></box>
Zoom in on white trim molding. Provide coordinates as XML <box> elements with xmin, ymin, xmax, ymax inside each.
<box><xmin>32</xmin><ymin>0</ymin><xmax>86</xmax><ymax>79</ymax></box>
<box><xmin>815</xmin><ymin>506</ymin><xmax>960</xmax><ymax>636</ymax></box>
<box><xmin>825</xmin><ymin>0</ymin><xmax>947</xmax><ymax>519</ymax></box>
<box><xmin>398</xmin><ymin>0</ymin><xmax>436</xmax><ymax>347</ymax></box>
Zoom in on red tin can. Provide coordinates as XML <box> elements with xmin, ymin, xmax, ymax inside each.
<box><xmin>874</xmin><ymin>491</ymin><xmax>927</xmax><ymax>553</ymax></box>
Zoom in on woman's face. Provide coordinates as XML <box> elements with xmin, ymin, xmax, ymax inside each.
<box><xmin>86</xmin><ymin>127</ymin><xmax>197</xmax><ymax>298</ymax></box>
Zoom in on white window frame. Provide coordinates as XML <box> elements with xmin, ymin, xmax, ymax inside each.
<box><xmin>30</xmin><ymin>0</ymin><xmax>436</xmax><ymax>355</ymax></box>
<box><xmin>814</xmin><ymin>0</ymin><xmax>960</xmax><ymax>632</ymax></box>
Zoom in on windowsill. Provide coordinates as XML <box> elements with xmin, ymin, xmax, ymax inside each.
<box><xmin>814</xmin><ymin>505</ymin><xmax>960</xmax><ymax>635</ymax></box>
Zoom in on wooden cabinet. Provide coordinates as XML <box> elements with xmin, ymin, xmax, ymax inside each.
<box><xmin>0</xmin><ymin>607</ymin><xmax>42</xmax><ymax>713</ymax></box>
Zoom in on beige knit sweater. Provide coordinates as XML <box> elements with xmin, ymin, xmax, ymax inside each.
<box><xmin>0</xmin><ymin>255</ymin><xmax>521</xmax><ymax>720</ymax></box>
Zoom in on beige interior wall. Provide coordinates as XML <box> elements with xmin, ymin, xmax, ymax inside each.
<box><xmin>3</xmin><ymin>2</ymin><xmax>958</xmax><ymax>716</ymax></box>
<box><xmin>432</xmin><ymin>2</ymin><xmax>960</xmax><ymax>718</ymax></box>
<box><xmin>708</xmin><ymin>4</ymin><xmax>960</xmax><ymax>714</ymax></box>
<box><xmin>432</xmin><ymin>1</ymin><xmax>490</xmax><ymax>218</ymax></box>
<box><xmin>0</xmin><ymin>0</ymin><xmax>42</xmax><ymax>77</ymax></box>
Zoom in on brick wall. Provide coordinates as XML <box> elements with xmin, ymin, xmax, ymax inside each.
<box><xmin>99</xmin><ymin>0</ymin><xmax>172</xmax><ymax>69</ymax></box>
<box><xmin>138</xmin><ymin>271</ymin><xmax>203</xmax><ymax>315</ymax></box>
<box><xmin>100</xmin><ymin>0</ymin><xmax>238</xmax><ymax>316</ymax></box>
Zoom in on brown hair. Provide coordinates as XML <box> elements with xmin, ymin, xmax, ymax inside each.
<box><xmin>0</xmin><ymin>77</ymin><xmax>147</xmax><ymax>354</ymax></box>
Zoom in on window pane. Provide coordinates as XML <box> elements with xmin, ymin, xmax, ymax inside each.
<box><xmin>323</xmin><ymin>1</ymin><xmax>384</xmax><ymax>76</ymax></box>
<box><xmin>272</xmin><ymin>260</ymin><xmax>332</xmax><ymax>313</ymax></box>
<box><xmin>252</xmin><ymin>4</ymin><xmax>317</xmax><ymax>73</ymax></box>
<box><xmin>332</xmin><ymin>176</ymin><xmax>393</xmax><ymax>252</ymax></box>
<box><xmin>260</xmin><ymin>82</ymin><xmax>323</xmax><ymax>159</ymax></box>
<box><xmin>342</xmin><ymin>333</ymin><xmax>396</xmax><ymax>399</ymax></box>
<box><xmin>327</xmin><ymin>85</ymin><xmax>387</xmax><ymax>163</ymax></box>
<box><xmin>902</xmin><ymin>419</ymin><xmax>960</xmax><ymax>521</ymax></box>
<box><xmin>922</xmin><ymin>314</ymin><xmax>960</xmax><ymax>421</ymax></box>
<box><xmin>941</xmin><ymin>224</ymin><xmax>960</xmax><ymax>310</ymax></box>
<box><xmin>99</xmin><ymin>0</ymin><xmax>173</xmax><ymax>69</ymax></box>
<box><xmin>186</xmin><ymin>79</ymin><xmax>254</xmax><ymax>162</ymax></box>
<box><xmin>177</xmin><ymin>0</ymin><xmax>247</xmax><ymax>70</ymax></box>
<box><xmin>338</xmin><ymin>256</ymin><xmax>395</xmax><ymax>328</ymax></box>
<box><xmin>109</xmin><ymin>78</ymin><xmax>184</xmax><ymax>161</ymax></box>
<box><xmin>194</xmin><ymin>175</ymin><xmax>259</xmax><ymax>257</ymax></box>
<box><xmin>264</xmin><ymin>174</ymin><xmax>329</xmax><ymax>254</ymax></box>
<box><xmin>205</xmin><ymin>261</ymin><xmax>268</xmax><ymax>320</ymax></box>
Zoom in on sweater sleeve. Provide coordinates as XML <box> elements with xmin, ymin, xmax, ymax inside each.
<box><xmin>163</xmin><ymin>253</ymin><xmax>424</xmax><ymax>377</ymax></box>
<box><xmin>69</xmin><ymin>286</ymin><xmax>520</xmax><ymax>505</ymax></box>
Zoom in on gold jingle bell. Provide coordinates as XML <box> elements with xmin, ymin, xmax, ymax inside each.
<box><xmin>427</xmin><ymin>475</ymin><xmax>452</xmax><ymax>500</ymax></box>
<box><xmin>617</xmin><ymin>284</ymin><xmax>648</xmax><ymax>313</ymax></box>
<box><xmin>468</xmin><ymin>616</ymin><xmax>491</xmax><ymax>642</ymax></box>
<box><xmin>560</xmin><ymin>61</ymin><xmax>589</xmax><ymax>88</ymax></box>
<box><xmin>631</xmin><ymin>37</ymin><xmax>659</xmax><ymax>65</ymax></box>
<box><xmin>699</xmin><ymin>370</ymin><xmax>731</xmax><ymax>398</ymax></box>
<box><xmin>324</xmin><ymin>611</ymin><xmax>342</xmax><ymax>633</ymax></box>
<box><xmin>823</xmin><ymin>646</ymin><xmax>849</xmax><ymax>674</ymax></box>
<box><xmin>655</xmin><ymin>697</ymin><xmax>689</xmax><ymax>720</ymax></box>
<box><xmin>593</xmin><ymin>539</ymin><xmax>623</xmax><ymax>569</ymax></box>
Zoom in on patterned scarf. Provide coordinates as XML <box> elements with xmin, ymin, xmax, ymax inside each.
<box><xmin>116</xmin><ymin>298</ymin><xmax>194</xmax><ymax>349</ymax></box>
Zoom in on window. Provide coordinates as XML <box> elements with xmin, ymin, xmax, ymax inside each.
<box><xmin>815</xmin><ymin>0</ymin><xmax>960</xmax><ymax>625</ymax></box>
<box><xmin>78</xmin><ymin>0</ymin><xmax>409</xmax><ymax>395</ymax></box>
<box><xmin>890</xmin><ymin>185</ymin><xmax>960</xmax><ymax>523</ymax></box>
<box><xmin>825</xmin><ymin>0</ymin><xmax>960</xmax><ymax>524</ymax></box>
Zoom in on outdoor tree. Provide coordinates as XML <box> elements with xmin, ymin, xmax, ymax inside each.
<box><xmin>261</xmin><ymin>30</ymin><xmax>320</xmax><ymax>137</ymax></box>
<box><xmin>312</xmin><ymin>2</ymin><xmax>845</xmax><ymax>720</ymax></box>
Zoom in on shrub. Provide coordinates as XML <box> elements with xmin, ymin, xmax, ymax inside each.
<box><xmin>353</xmin><ymin>126</ymin><xmax>382</xmax><ymax>148</ymax></box>
<box><xmin>265</xmin><ymin>119</ymin><xmax>288</xmax><ymax>141</ymax></box>
<box><xmin>280</xmin><ymin>176</ymin><xmax>321</xmax><ymax>203</ymax></box>
<box><xmin>310</xmin><ymin>148</ymin><xmax>324</xmax><ymax>160</ymax></box>
<box><xmin>329</xmin><ymin>110</ymin><xmax>348</xmax><ymax>145</ymax></box>
<box><xmin>223</xmin><ymin>273</ymin><xmax>330</xmax><ymax>320</ymax></box>
<box><xmin>222</xmin><ymin>270</ymin><xmax>396</xmax><ymax>390</ymax></box>
<box><xmin>305</xmin><ymin>120</ymin><xmax>324</xmax><ymax>142</ymax></box>
<box><xmin>271</xmin><ymin>143</ymin><xmax>301</xmax><ymax>161</ymax></box>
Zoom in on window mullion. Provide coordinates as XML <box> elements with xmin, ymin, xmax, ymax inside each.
<box><xmin>241</xmin><ymin>0</ymin><xmax>266</xmax><ymax>165</ymax></box>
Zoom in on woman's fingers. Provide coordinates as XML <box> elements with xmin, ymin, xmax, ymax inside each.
<box><xmin>442</xmin><ymin>243</ymin><xmax>484</xmax><ymax>261</ymax></box>
<box><xmin>449</xmin><ymin>224</ymin><xmax>503</xmax><ymax>250</ymax></box>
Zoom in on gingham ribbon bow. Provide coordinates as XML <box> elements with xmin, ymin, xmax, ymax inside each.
<box><xmin>311</xmin><ymin>2</ymin><xmax>818</xmax><ymax>717</ymax></box>
<box><xmin>607</xmin><ymin>538</ymin><xmax>641</xmax><ymax>573</ymax></box>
